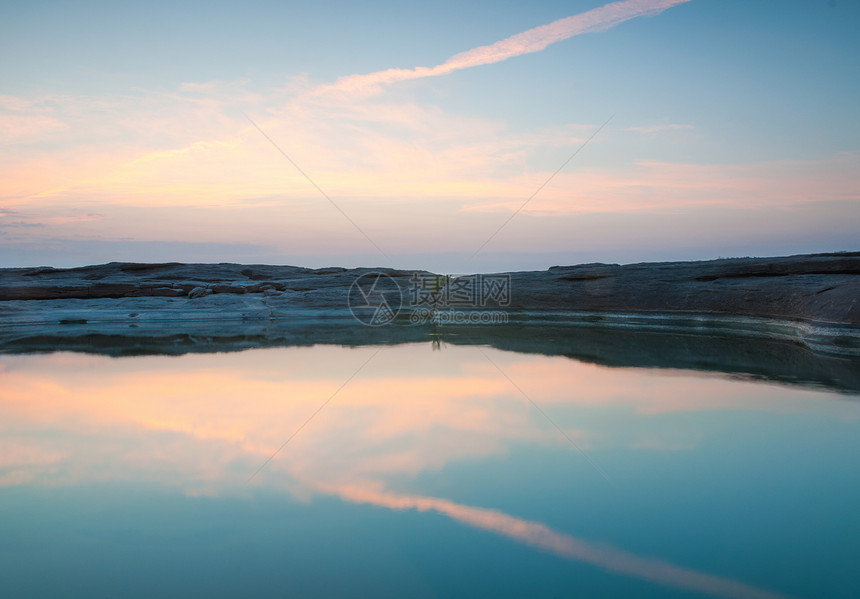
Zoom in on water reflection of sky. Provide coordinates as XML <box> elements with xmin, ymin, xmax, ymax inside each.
<box><xmin>1</xmin><ymin>344</ymin><xmax>858</xmax><ymax>598</ymax></box>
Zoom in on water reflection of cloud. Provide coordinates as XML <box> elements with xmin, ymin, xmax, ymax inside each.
<box><xmin>0</xmin><ymin>344</ymin><xmax>845</xmax><ymax>596</ymax></box>
<box><xmin>328</xmin><ymin>484</ymin><xmax>790</xmax><ymax>599</ymax></box>
<box><xmin>0</xmin><ymin>345</ymin><xmax>851</xmax><ymax>489</ymax></box>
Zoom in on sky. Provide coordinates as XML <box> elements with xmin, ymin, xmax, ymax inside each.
<box><xmin>1</xmin><ymin>0</ymin><xmax>858</xmax><ymax>272</ymax></box>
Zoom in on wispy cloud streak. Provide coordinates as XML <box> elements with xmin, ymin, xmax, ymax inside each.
<box><xmin>318</xmin><ymin>0</ymin><xmax>693</xmax><ymax>95</ymax></box>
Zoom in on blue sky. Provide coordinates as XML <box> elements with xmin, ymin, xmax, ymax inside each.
<box><xmin>1</xmin><ymin>0</ymin><xmax>858</xmax><ymax>271</ymax></box>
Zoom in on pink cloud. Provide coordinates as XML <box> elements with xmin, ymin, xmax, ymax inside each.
<box><xmin>315</xmin><ymin>0</ymin><xmax>694</xmax><ymax>97</ymax></box>
<box><xmin>0</xmin><ymin>113</ymin><xmax>65</xmax><ymax>142</ymax></box>
<box><xmin>460</xmin><ymin>152</ymin><xmax>860</xmax><ymax>214</ymax></box>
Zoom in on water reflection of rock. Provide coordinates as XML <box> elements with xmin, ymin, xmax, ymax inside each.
<box><xmin>1</xmin><ymin>318</ymin><xmax>858</xmax><ymax>395</ymax></box>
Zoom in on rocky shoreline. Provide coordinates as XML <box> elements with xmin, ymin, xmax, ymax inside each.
<box><xmin>1</xmin><ymin>252</ymin><xmax>858</xmax><ymax>359</ymax></box>
<box><xmin>2</xmin><ymin>251</ymin><xmax>859</xmax><ymax>393</ymax></box>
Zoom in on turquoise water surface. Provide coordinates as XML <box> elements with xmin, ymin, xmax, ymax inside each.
<box><xmin>1</xmin><ymin>342</ymin><xmax>858</xmax><ymax>598</ymax></box>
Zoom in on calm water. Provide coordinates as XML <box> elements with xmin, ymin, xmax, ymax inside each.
<box><xmin>1</xmin><ymin>342</ymin><xmax>858</xmax><ymax>598</ymax></box>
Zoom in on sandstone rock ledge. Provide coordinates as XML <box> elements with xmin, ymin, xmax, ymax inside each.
<box><xmin>0</xmin><ymin>252</ymin><xmax>858</xmax><ymax>359</ymax></box>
